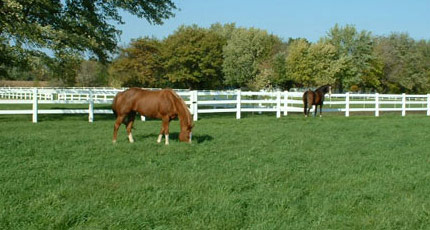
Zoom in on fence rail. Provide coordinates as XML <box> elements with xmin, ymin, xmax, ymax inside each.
<box><xmin>1</xmin><ymin>87</ymin><xmax>429</xmax><ymax>123</ymax></box>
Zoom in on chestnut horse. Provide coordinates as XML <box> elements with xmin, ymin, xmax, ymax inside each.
<box><xmin>112</xmin><ymin>88</ymin><xmax>193</xmax><ymax>145</ymax></box>
<box><xmin>303</xmin><ymin>85</ymin><xmax>332</xmax><ymax>117</ymax></box>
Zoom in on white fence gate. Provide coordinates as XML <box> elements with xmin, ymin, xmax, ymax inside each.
<box><xmin>1</xmin><ymin>87</ymin><xmax>429</xmax><ymax>123</ymax></box>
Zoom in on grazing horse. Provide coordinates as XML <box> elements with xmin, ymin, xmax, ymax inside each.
<box><xmin>112</xmin><ymin>88</ymin><xmax>193</xmax><ymax>145</ymax></box>
<box><xmin>303</xmin><ymin>85</ymin><xmax>332</xmax><ymax>117</ymax></box>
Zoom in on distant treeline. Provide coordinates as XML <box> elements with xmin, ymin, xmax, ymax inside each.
<box><xmin>2</xmin><ymin>23</ymin><xmax>430</xmax><ymax>93</ymax></box>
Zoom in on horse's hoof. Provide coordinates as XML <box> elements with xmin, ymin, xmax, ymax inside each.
<box><xmin>112</xmin><ymin>140</ymin><xmax>117</xmax><ymax>144</ymax></box>
<box><xmin>319</xmin><ymin>115</ymin><xmax>322</xmax><ymax>118</ymax></box>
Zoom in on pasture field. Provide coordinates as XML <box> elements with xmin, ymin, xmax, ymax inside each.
<box><xmin>1</xmin><ymin>113</ymin><xmax>430</xmax><ymax>229</ymax></box>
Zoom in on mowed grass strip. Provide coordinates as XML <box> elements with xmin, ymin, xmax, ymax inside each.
<box><xmin>1</xmin><ymin>113</ymin><xmax>430</xmax><ymax>229</ymax></box>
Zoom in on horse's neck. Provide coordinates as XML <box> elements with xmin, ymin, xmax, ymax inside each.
<box><xmin>316</xmin><ymin>87</ymin><xmax>327</xmax><ymax>95</ymax></box>
<box><xmin>172</xmin><ymin>95</ymin><xmax>192</xmax><ymax>129</ymax></box>
<box><xmin>178</xmin><ymin>110</ymin><xmax>191</xmax><ymax>127</ymax></box>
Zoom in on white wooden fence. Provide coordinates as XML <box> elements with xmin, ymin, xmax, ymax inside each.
<box><xmin>1</xmin><ymin>87</ymin><xmax>430</xmax><ymax>123</ymax></box>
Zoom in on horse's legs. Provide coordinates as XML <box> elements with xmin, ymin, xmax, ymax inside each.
<box><xmin>320</xmin><ymin>104</ymin><xmax>323</xmax><ymax>117</ymax></box>
<box><xmin>157</xmin><ymin>117</ymin><xmax>170</xmax><ymax>145</ymax></box>
<box><xmin>304</xmin><ymin>104</ymin><xmax>308</xmax><ymax>117</ymax></box>
<box><xmin>159</xmin><ymin>116</ymin><xmax>170</xmax><ymax>145</ymax></box>
<box><xmin>307</xmin><ymin>104</ymin><xmax>312</xmax><ymax>117</ymax></box>
<box><xmin>157</xmin><ymin>133</ymin><xmax>163</xmax><ymax>143</ymax></box>
<box><xmin>157</xmin><ymin>124</ymin><xmax>165</xmax><ymax>143</ymax></box>
<box><xmin>314</xmin><ymin>105</ymin><xmax>318</xmax><ymax>117</ymax></box>
<box><xmin>157</xmin><ymin>120</ymin><xmax>165</xmax><ymax>144</ymax></box>
<box><xmin>113</xmin><ymin>115</ymin><xmax>125</xmax><ymax>143</ymax></box>
<box><xmin>126</xmin><ymin>113</ymin><xmax>136</xmax><ymax>143</ymax></box>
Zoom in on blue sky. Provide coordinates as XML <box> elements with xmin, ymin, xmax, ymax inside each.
<box><xmin>117</xmin><ymin>0</ymin><xmax>430</xmax><ymax>46</ymax></box>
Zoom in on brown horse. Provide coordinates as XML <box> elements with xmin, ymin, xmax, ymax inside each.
<box><xmin>112</xmin><ymin>88</ymin><xmax>193</xmax><ymax>145</ymax></box>
<box><xmin>303</xmin><ymin>85</ymin><xmax>332</xmax><ymax>117</ymax></box>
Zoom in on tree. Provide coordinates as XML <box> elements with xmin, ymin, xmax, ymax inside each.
<box><xmin>324</xmin><ymin>24</ymin><xmax>378</xmax><ymax>92</ymax></box>
<box><xmin>307</xmin><ymin>42</ymin><xmax>340</xmax><ymax>86</ymax></box>
<box><xmin>222</xmin><ymin>27</ymin><xmax>281</xmax><ymax>89</ymax></box>
<box><xmin>109</xmin><ymin>37</ymin><xmax>166</xmax><ymax>88</ymax></box>
<box><xmin>285</xmin><ymin>39</ymin><xmax>312</xmax><ymax>87</ymax></box>
<box><xmin>374</xmin><ymin>33</ymin><xmax>430</xmax><ymax>93</ymax></box>
<box><xmin>271</xmin><ymin>52</ymin><xmax>290</xmax><ymax>89</ymax></box>
<box><xmin>49</xmin><ymin>53</ymin><xmax>81</xmax><ymax>86</ymax></box>
<box><xmin>0</xmin><ymin>0</ymin><xmax>177</xmax><ymax>78</ymax></box>
<box><xmin>209</xmin><ymin>23</ymin><xmax>237</xmax><ymax>41</ymax></box>
<box><xmin>163</xmin><ymin>25</ymin><xmax>226</xmax><ymax>89</ymax></box>
<box><xmin>76</xmin><ymin>60</ymin><xmax>108</xmax><ymax>87</ymax></box>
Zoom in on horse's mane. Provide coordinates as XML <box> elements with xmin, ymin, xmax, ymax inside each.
<box><xmin>165</xmin><ymin>89</ymin><xmax>192</xmax><ymax>127</ymax></box>
<box><xmin>316</xmin><ymin>85</ymin><xmax>329</xmax><ymax>91</ymax></box>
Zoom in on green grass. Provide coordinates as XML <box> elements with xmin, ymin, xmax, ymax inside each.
<box><xmin>1</xmin><ymin>113</ymin><xmax>430</xmax><ymax>229</ymax></box>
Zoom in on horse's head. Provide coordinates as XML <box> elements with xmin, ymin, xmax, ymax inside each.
<box><xmin>320</xmin><ymin>85</ymin><xmax>332</xmax><ymax>95</ymax></box>
<box><xmin>179</xmin><ymin>124</ymin><xmax>193</xmax><ymax>143</ymax></box>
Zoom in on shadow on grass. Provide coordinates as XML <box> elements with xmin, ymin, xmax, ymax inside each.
<box><xmin>134</xmin><ymin>132</ymin><xmax>213</xmax><ymax>144</ymax></box>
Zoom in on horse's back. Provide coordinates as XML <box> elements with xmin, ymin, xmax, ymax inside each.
<box><xmin>112</xmin><ymin>88</ymin><xmax>147</xmax><ymax>115</ymax></box>
<box><xmin>113</xmin><ymin>88</ymin><xmax>186</xmax><ymax>118</ymax></box>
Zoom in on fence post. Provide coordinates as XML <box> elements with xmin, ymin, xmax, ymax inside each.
<box><xmin>236</xmin><ymin>89</ymin><xmax>241</xmax><ymax>119</ymax></box>
<box><xmin>427</xmin><ymin>94</ymin><xmax>430</xmax><ymax>116</ymax></box>
<box><xmin>32</xmin><ymin>88</ymin><xmax>38</xmax><ymax>123</ymax></box>
<box><xmin>375</xmin><ymin>93</ymin><xmax>379</xmax><ymax>117</ymax></box>
<box><xmin>88</xmin><ymin>89</ymin><xmax>94</xmax><ymax>122</ymax></box>
<box><xmin>193</xmin><ymin>90</ymin><xmax>198</xmax><ymax>121</ymax></box>
<box><xmin>345</xmin><ymin>92</ymin><xmax>350</xmax><ymax>117</ymax></box>
<box><xmin>283</xmin><ymin>90</ymin><xmax>288</xmax><ymax>116</ymax></box>
<box><xmin>402</xmin><ymin>93</ymin><xmax>406</xmax><ymax>117</ymax></box>
<box><xmin>276</xmin><ymin>91</ymin><xmax>281</xmax><ymax>118</ymax></box>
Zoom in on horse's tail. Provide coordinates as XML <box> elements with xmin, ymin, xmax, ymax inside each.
<box><xmin>303</xmin><ymin>91</ymin><xmax>308</xmax><ymax>115</ymax></box>
<box><xmin>112</xmin><ymin>97</ymin><xmax>117</xmax><ymax>118</ymax></box>
<box><xmin>112</xmin><ymin>91</ymin><xmax>122</xmax><ymax>118</ymax></box>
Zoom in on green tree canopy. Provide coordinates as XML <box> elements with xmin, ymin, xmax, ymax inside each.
<box><xmin>76</xmin><ymin>60</ymin><xmax>108</xmax><ymax>87</ymax></box>
<box><xmin>285</xmin><ymin>39</ymin><xmax>312</xmax><ymax>87</ymax></box>
<box><xmin>307</xmin><ymin>41</ymin><xmax>341</xmax><ymax>86</ymax></box>
<box><xmin>323</xmin><ymin>24</ymin><xmax>377</xmax><ymax>92</ymax></box>
<box><xmin>109</xmin><ymin>37</ymin><xmax>165</xmax><ymax>87</ymax></box>
<box><xmin>222</xmin><ymin>27</ymin><xmax>281</xmax><ymax>89</ymax></box>
<box><xmin>163</xmin><ymin>25</ymin><xmax>226</xmax><ymax>89</ymax></box>
<box><xmin>0</xmin><ymin>0</ymin><xmax>177</xmax><ymax>77</ymax></box>
<box><xmin>374</xmin><ymin>33</ymin><xmax>430</xmax><ymax>93</ymax></box>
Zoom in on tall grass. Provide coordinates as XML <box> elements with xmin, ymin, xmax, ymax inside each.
<box><xmin>1</xmin><ymin>113</ymin><xmax>430</xmax><ymax>229</ymax></box>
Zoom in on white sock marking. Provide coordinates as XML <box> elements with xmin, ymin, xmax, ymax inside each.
<box><xmin>128</xmin><ymin>133</ymin><xmax>134</xmax><ymax>143</ymax></box>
